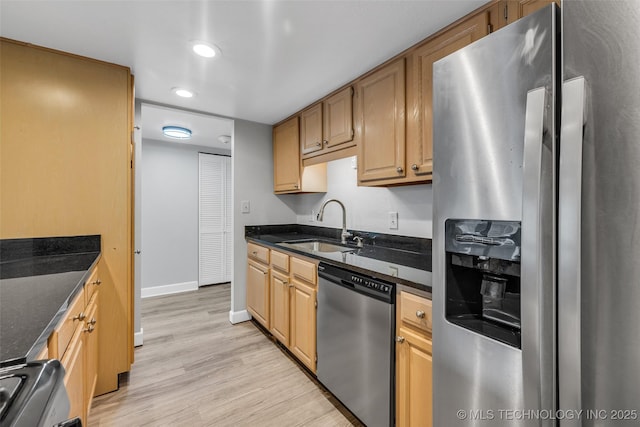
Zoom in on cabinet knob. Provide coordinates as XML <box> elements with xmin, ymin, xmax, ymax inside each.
<box><xmin>411</xmin><ymin>164</ymin><xmax>419</xmax><ymax>171</ymax></box>
<box><xmin>396</xmin><ymin>166</ymin><xmax>403</xmax><ymax>173</ymax></box>
<box><xmin>323</xmin><ymin>140</ymin><xmax>328</xmax><ymax>145</ymax></box>
<box><xmin>316</xmin><ymin>141</ymin><xmax>321</xmax><ymax>147</ymax></box>
<box><xmin>416</xmin><ymin>310</ymin><xmax>425</xmax><ymax>319</ymax></box>
<box><xmin>396</xmin><ymin>336</ymin><xmax>405</xmax><ymax>343</ymax></box>
<box><xmin>92</xmin><ymin>279</ymin><xmax>102</xmax><ymax>286</ymax></box>
<box><xmin>83</xmin><ymin>324</ymin><xmax>95</xmax><ymax>333</ymax></box>
<box><xmin>134</xmin><ymin>250</ymin><xmax>141</xmax><ymax>254</ymax></box>
<box><xmin>73</xmin><ymin>312</ymin><xmax>86</xmax><ymax>321</ymax></box>
<box><xmin>293</xmin><ymin>184</ymin><xmax>299</xmax><ymax>189</ymax></box>
<box><xmin>88</xmin><ymin>318</ymin><xmax>97</xmax><ymax>325</ymax></box>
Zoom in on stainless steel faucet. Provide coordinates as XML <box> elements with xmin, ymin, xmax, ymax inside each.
<box><xmin>316</xmin><ymin>199</ymin><xmax>352</xmax><ymax>244</ymax></box>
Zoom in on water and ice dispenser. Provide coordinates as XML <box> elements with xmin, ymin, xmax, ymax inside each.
<box><xmin>445</xmin><ymin>219</ymin><xmax>521</xmax><ymax>348</ymax></box>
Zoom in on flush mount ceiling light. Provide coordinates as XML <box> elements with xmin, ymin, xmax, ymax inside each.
<box><xmin>163</xmin><ymin>126</ymin><xmax>192</xmax><ymax>139</ymax></box>
<box><xmin>191</xmin><ymin>41</ymin><xmax>221</xmax><ymax>58</ymax></box>
<box><xmin>218</xmin><ymin>135</ymin><xmax>231</xmax><ymax>144</ymax></box>
<box><xmin>172</xmin><ymin>87</ymin><xmax>194</xmax><ymax>98</ymax></box>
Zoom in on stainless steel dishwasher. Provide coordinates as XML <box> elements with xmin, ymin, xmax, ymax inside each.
<box><xmin>316</xmin><ymin>262</ymin><xmax>395</xmax><ymax>427</ymax></box>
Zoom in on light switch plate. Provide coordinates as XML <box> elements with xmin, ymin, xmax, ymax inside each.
<box><xmin>241</xmin><ymin>200</ymin><xmax>250</xmax><ymax>214</ymax></box>
<box><xmin>388</xmin><ymin>211</ymin><xmax>398</xmax><ymax>229</ymax></box>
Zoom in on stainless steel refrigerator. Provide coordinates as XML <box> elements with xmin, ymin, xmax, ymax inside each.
<box><xmin>432</xmin><ymin>2</ymin><xmax>640</xmax><ymax>426</ymax></box>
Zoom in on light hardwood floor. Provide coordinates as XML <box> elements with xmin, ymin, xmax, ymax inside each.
<box><xmin>88</xmin><ymin>284</ymin><xmax>360</xmax><ymax>426</ymax></box>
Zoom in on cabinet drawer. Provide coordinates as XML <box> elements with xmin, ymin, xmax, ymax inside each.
<box><xmin>399</xmin><ymin>291</ymin><xmax>432</xmax><ymax>334</ymax></box>
<box><xmin>50</xmin><ymin>288</ymin><xmax>86</xmax><ymax>359</ymax></box>
<box><xmin>247</xmin><ymin>242</ymin><xmax>269</xmax><ymax>264</ymax></box>
<box><xmin>270</xmin><ymin>250</ymin><xmax>289</xmax><ymax>273</ymax></box>
<box><xmin>84</xmin><ymin>267</ymin><xmax>101</xmax><ymax>306</ymax></box>
<box><xmin>291</xmin><ymin>257</ymin><xmax>317</xmax><ymax>285</ymax></box>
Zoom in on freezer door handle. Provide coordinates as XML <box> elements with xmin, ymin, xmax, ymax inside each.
<box><xmin>558</xmin><ymin>76</ymin><xmax>587</xmax><ymax>425</ymax></box>
<box><xmin>521</xmin><ymin>86</ymin><xmax>556</xmax><ymax>419</ymax></box>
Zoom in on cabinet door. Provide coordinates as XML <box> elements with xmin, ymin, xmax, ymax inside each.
<box><xmin>273</xmin><ymin>116</ymin><xmax>301</xmax><ymax>193</ymax></box>
<box><xmin>246</xmin><ymin>259</ymin><xmax>270</xmax><ymax>329</ymax></box>
<box><xmin>517</xmin><ymin>0</ymin><xmax>559</xmax><ymax>18</ymax></box>
<box><xmin>300</xmin><ymin>103</ymin><xmax>323</xmax><ymax>155</ymax></box>
<box><xmin>270</xmin><ymin>270</ymin><xmax>290</xmax><ymax>346</ymax></box>
<box><xmin>62</xmin><ymin>326</ymin><xmax>85</xmax><ymax>425</ymax></box>
<box><xmin>406</xmin><ymin>12</ymin><xmax>488</xmax><ymax>179</ymax></box>
<box><xmin>323</xmin><ymin>86</ymin><xmax>354</xmax><ymax>150</ymax></box>
<box><xmin>84</xmin><ymin>292</ymin><xmax>99</xmax><ymax>417</ymax></box>
<box><xmin>290</xmin><ymin>280</ymin><xmax>317</xmax><ymax>373</ymax></box>
<box><xmin>356</xmin><ymin>58</ymin><xmax>406</xmax><ymax>183</ymax></box>
<box><xmin>396</xmin><ymin>327</ymin><xmax>433</xmax><ymax>427</ymax></box>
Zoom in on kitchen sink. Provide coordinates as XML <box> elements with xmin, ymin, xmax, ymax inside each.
<box><xmin>279</xmin><ymin>239</ymin><xmax>355</xmax><ymax>253</ymax></box>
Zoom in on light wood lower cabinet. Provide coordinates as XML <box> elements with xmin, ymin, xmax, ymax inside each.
<box><xmin>246</xmin><ymin>243</ymin><xmax>318</xmax><ymax>373</ymax></box>
<box><xmin>47</xmin><ymin>268</ymin><xmax>101</xmax><ymax>426</ymax></box>
<box><xmin>246</xmin><ymin>259</ymin><xmax>270</xmax><ymax>329</ymax></box>
<box><xmin>290</xmin><ymin>280</ymin><xmax>317</xmax><ymax>372</ymax></box>
<box><xmin>270</xmin><ymin>269</ymin><xmax>291</xmax><ymax>345</ymax></box>
<box><xmin>396</xmin><ymin>290</ymin><xmax>433</xmax><ymax>427</ymax></box>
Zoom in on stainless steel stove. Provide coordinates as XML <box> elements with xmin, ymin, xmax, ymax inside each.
<box><xmin>0</xmin><ymin>359</ymin><xmax>71</xmax><ymax>427</ymax></box>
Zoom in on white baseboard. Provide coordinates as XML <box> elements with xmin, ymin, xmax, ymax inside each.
<box><xmin>229</xmin><ymin>309</ymin><xmax>251</xmax><ymax>324</ymax></box>
<box><xmin>141</xmin><ymin>281</ymin><xmax>198</xmax><ymax>298</ymax></box>
<box><xmin>134</xmin><ymin>328</ymin><xmax>144</xmax><ymax>347</ymax></box>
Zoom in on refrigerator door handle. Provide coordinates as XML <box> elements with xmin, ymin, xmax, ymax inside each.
<box><xmin>558</xmin><ymin>76</ymin><xmax>586</xmax><ymax>425</ymax></box>
<box><xmin>521</xmin><ymin>86</ymin><xmax>555</xmax><ymax>419</ymax></box>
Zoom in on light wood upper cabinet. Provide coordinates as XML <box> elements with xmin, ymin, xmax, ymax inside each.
<box><xmin>516</xmin><ymin>0</ymin><xmax>559</xmax><ymax>18</ymax></box>
<box><xmin>405</xmin><ymin>12</ymin><xmax>488</xmax><ymax>182</ymax></box>
<box><xmin>274</xmin><ymin>117</ymin><xmax>302</xmax><ymax>193</ymax></box>
<box><xmin>356</xmin><ymin>58</ymin><xmax>406</xmax><ymax>184</ymax></box>
<box><xmin>301</xmin><ymin>86</ymin><xmax>355</xmax><ymax>161</ymax></box>
<box><xmin>273</xmin><ymin>116</ymin><xmax>327</xmax><ymax>194</ymax></box>
<box><xmin>301</xmin><ymin>103</ymin><xmax>324</xmax><ymax>155</ymax></box>
<box><xmin>323</xmin><ymin>87</ymin><xmax>354</xmax><ymax>150</ymax></box>
<box><xmin>396</xmin><ymin>290</ymin><xmax>433</xmax><ymax>427</ymax></box>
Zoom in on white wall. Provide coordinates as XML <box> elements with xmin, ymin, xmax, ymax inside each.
<box><xmin>293</xmin><ymin>156</ymin><xmax>433</xmax><ymax>238</ymax></box>
<box><xmin>141</xmin><ymin>139</ymin><xmax>230</xmax><ymax>294</ymax></box>
<box><xmin>231</xmin><ymin>119</ymin><xmax>297</xmax><ymax>322</ymax></box>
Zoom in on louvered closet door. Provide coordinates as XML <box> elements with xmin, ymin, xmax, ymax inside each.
<box><xmin>199</xmin><ymin>153</ymin><xmax>232</xmax><ymax>286</ymax></box>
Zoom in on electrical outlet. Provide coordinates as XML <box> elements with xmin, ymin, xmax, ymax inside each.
<box><xmin>241</xmin><ymin>200</ymin><xmax>250</xmax><ymax>214</ymax></box>
<box><xmin>388</xmin><ymin>211</ymin><xmax>398</xmax><ymax>230</ymax></box>
<box><xmin>389</xmin><ymin>266</ymin><xmax>399</xmax><ymax>277</ymax></box>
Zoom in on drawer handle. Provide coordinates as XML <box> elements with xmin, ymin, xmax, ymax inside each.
<box><xmin>252</xmin><ymin>251</ymin><xmax>258</xmax><ymax>256</ymax></box>
<box><xmin>92</xmin><ymin>279</ymin><xmax>102</xmax><ymax>286</ymax></box>
<box><xmin>88</xmin><ymin>318</ymin><xmax>97</xmax><ymax>326</ymax></box>
<box><xmin>416</xmin><ymin>310</ymin><xmax>426</xmax><ymax>319</ymax></box>
<box><xmin>83</xmin><ymin>324</ymin><xmax>95</xmax><ymax>333</ymax></box>
<box><xmin>396</xmin><ymin>336</ymin><xmax>405</xmax><ymax>343</ymax></box>
<box><xmin>73</xmin><ymin>312</ymin><xmax>86</xmax><ymax>321</ymax></box>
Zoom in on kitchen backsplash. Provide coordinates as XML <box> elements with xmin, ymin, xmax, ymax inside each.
<box><xmin>288</xmin><ymin>156</ymin><xmax>433</xmax><ymax>238</ymax></box>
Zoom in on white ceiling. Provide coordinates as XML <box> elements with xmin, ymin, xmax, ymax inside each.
<box><xmin>141</xmin><ymin>103</ymin><xmax>233</xmax><ymax>150</ymax></box>
<box><xmin>0</xmin><ymin>0</ymin><xmax>486</xmax><ymax>128</ymax></box>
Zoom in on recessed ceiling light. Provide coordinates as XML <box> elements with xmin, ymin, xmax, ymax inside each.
<box><xmin>163</xmin><ymin>126</ymin><xmax>192</xmax><ymax>139</ymax></box>
<box><xmin>173</xmin><ymin>88</ymin><xmax>194</xmax><ymax>98</ymax></box>
<box><xmin>192</xmin><ymin>41</ymin><xmax>221</xmax><ymax>58</ymax></box>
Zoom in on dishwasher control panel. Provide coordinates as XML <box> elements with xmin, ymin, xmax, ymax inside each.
<box><xmin>319</xmin><ymin>263</ymin><xmax>394</xmax><ymax>303</ymax></box>
<box><xmin>350</xmin><ymin>275</ymin><xmax>392</xmax><ymax>294</ymax></box>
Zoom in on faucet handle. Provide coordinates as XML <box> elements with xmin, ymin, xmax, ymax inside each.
<box><xmin>352</xmin><ymin>236</ymin><xmax>364</xmax><ymax>247</ymax></box>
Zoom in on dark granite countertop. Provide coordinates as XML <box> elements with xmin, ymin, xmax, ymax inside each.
<box><xmin>0</xmin><ymin>236</ymin><xmax>101</xmax><ymax>367</ymax></box>
<box><xmin>245</xmin><ymin>224</ymin><xmax>432</xmax><ymax>295</ymax></box>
